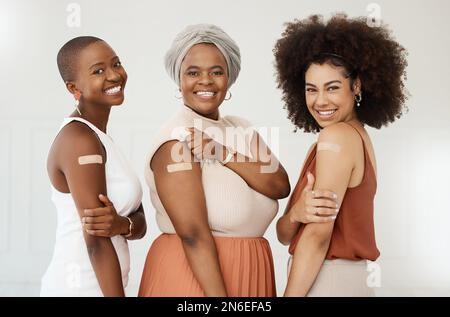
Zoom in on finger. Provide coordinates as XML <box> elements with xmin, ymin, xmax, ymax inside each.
<box><xmin>309</xmin><ymin>199</ymin><xmax>339</xmax><ymax>209</ymax></box>
<box><xmin>306</xmin><ymin>205</ymin><xmax>339</xmax><ymax>215</ymax></box>
<box><xmin>307</xmin><ymin>215</ymin><xmax>337</xmax><ymax>223</ymax></box>
<box><xmin>311</xmin><ymin>207</ymin><xmax>339</xmax><ymax>217</ymax></box>
<box><xmin>82</xmin><ymin>215</ymin><xmax>111</xmax><ymax>224</ymax></box>
<box><xmin>85</xmin><ymin>229</ymin><xmax>109</xmax><ymax>237</ymax></box>
<box><xmin>305</xmin><ymin>172</ymin><xmax>315</xmax><ymax>192</ymax></box>
<box><xmin>83</xmin><ymin>223</ymin><xmax>111</xmax><ymax>230</ymax></box>
<box><xmin>84</xmin><ymin>208</ymin><xmax>109</xmax><ymax>217</ymax></box>
<box><xmin>312</xmin><ymin>189</ymin><xmax>338</xmax><ymax>201</ymax></box>
<box><xmin>98</xmin><ymin>194</ymin><xmax>113</xmax><ymax>206</ymax></box>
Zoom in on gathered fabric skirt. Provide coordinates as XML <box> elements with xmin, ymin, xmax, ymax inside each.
<box><xmin>138</xmin><ymin>233</ymin><xmax>276</xmax><ymax>297</ymax></box>
<box><xmin>287</xmin><ymin>256</ymin><xmax>376</xmax><ymax>297</ymax></box>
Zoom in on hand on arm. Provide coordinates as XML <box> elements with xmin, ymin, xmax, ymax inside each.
<box><xmin>151</xmin><ymin>140</ymin><xmax>227</xmax><ymax>297</ymax></box>
<box><xmin>186</xmin><ymin>128</ymin><xmax>290</xmax><ymax>199</ymax></box>
<box><xmin>83</xmin><ymin>195</ymin><xmax>146</xmax><ymax>240</ymax></box>
<box><xmin>276</xmin><ymin>172</ymin><xmax>339</xmax><ymax>245</ymax></box>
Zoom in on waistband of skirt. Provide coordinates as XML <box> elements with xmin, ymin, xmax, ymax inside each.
<box><xmin>160</xmin><ymin>233</ymin><xmax>268</xmax><ymax>243</ymax></box>
<box><xmin>322</xmin><ymin>259</ymin><xmax>369</xmax><ymax>266</ymax></box>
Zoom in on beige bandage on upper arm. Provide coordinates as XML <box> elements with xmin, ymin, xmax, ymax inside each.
<box><xmin>317</xmin><ymin>142</ymin><xmax>341</xmax><ymax>153</ymax></box>
<box><xmin>166</xmin><ymin>162</ymin><xmax>193</xmax><ymax>173</ymax></box>
<box><xmin>78</xmin><ymin>154</ymin><xmax>103</xmax><ymax>165</ymax></box>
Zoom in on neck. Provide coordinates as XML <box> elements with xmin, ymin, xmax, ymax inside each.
<box><xmin>73</xmin><ymin>101</ymin><xmax>111</xmax><ymax>133</ymax></box>
<box><xmin>184</xmin><ymin>104</ymin><xmax>220</xmax><ymax>121</ymax></box>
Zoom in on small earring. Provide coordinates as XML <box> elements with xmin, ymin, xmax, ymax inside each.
<box><xmin>355</xmin><ymin>92</ymin><xmax>362</xmax><ymax>107</ymax></box>
<box><xmin>74</xmin><ymin>92</ymin><xmax>82</xmax><ymax>115</ymax></box>
<box><xmin>224</xmin><ymin>91</ymin><xmax>232</xmax><ymax>101</ymax></box>
<box><xmin>175</xmin><ymin>88</ymin><xmax>183</xmax><ymax>99</ymax></box>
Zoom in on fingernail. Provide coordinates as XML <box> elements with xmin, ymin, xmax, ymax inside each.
<box><xmin>336</xmin><ymin>203</ymin><xmax>339</xmax><ymax>208</ymax></box>
<box><xmin>335</xmin><ymin>208</ymin><xmax>339</xmax><ymax>213</ymax></box>
<box><xmin>331</xmin><ymin>216</ymin><xmax>337</xmax><ymax>220</ymax></box>
<box><xmin>333</xmin><ymin>193</ymin><xmax>337</xmax><ymax>199</ymax></box>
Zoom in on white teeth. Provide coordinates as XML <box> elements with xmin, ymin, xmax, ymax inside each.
<box><xmin>196</xmin><ymin>91</ymin><xmax>215</xmax><ymax>97</ymax></box>
<box><xmin>105</xmin><ymin>86</ymin><xmax>121</xmax><ymax>95</ymax></box>
<box><xmin>318</xmin><ymin>109</ymin><xmax>336</xmax><ymax>116</ymax></box>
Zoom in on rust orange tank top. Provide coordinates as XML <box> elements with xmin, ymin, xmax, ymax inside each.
<box><xmin>288</xmin><ymin>124</ymin><xmax>380</xmax><ymax>261</ymax></box>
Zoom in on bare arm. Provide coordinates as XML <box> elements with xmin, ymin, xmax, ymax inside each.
<box><xmin>151</xmin><ymin>140</ymin><xmax>227</xmax><ymax>297</ymax></box>
<box><xmin>276</xmin><ymin>143</ymin><xmax>338</xmax><ymax>245</ymax></box>
<box><xmin>58</xmin><ymin>123</ymin><xmax>125</xmax><ymax>297</ymax></box>
<box><xmin>284</xmin><ymin>123</ymin><xmax>357</xmax><ymax>296</ymax></box>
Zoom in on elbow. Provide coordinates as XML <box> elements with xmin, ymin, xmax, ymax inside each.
<box><xmin>277</xmin><ymin>235</ymin><xmax>292</xmax><ymax>246</ymax></box>
<box><xmin>278</xmin><ymin>179</ymin><xmax>291</xmax><ymax>199</ymax></box>
<box><xmin>139</xmin><ymin>215</ymin><xmax>148</xmax><ymax>239</ymax></box>
<box><xmin>138</xmin><ymin>225</ymin><xmax>147</xmax><ymax>239</ymax></box>
<box><xmin>276</xmin><ymin>219</ymin><xmax>294</xmax><ymax>246</ymax></box>
<box><xmin>177</xmin><ymin>227</ymin><xmax>210</xmax><ymax>248</ymax></box>
<box><xmin>269</xmin><ymin>175</ymin><xmax>291</xmax><ymax>200</ymax></box>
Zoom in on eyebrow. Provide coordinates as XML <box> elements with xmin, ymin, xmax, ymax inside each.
<box><xmin>89</xmin><ymin>56</ymin><xmax>119</xmax><ymax>70</ymax></box>
<box><xmin>305</xmin><ymin>80</ymin><xmax>342</xmax><ymax>87</ymax></box>
<box><xmin>185</xmin><ymin>65</ymin><xmax>225</xmax><ymax>71</ymax></box>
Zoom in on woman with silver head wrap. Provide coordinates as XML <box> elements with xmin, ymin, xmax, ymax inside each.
<box><xmin>164</xmin><ymin>23</ymin><xmax>241</xmax><ymax>89</ymax></box>
<box><xmin>139</xmin><ymin>24</ymin><xmax>290</xmax><ymax>297</ymax></box>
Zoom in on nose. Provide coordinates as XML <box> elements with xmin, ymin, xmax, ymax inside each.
<box><xmin>106</xmin><ymin>67</ymin><xmax>121</xmax><ymax>82</ymax></box>
<box><xmin>314</xmin><ymin>90</ymin><xmax>328</xmax><ymax>108</ymax></box>
<box><xmin>198</xmin><ymin>72</ymin><xmax>213</xmax><ymax>85</ymax></box>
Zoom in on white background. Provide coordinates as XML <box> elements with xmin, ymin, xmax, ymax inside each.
<box><xmin>1</xmin><ymin>0</ymin><xmax>449</xmax><ymax>296</ymax></box>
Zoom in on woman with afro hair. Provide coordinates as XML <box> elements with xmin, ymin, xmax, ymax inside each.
<box><xmin>274</xmin><ymin>14</ymin><xmax>408</xmax><ymax>296</ymax></box>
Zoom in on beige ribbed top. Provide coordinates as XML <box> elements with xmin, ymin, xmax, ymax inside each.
<box><xmin>144</xmin><ymin>105</ymin><xmax>278</xmax><ymax>237</ymax></box>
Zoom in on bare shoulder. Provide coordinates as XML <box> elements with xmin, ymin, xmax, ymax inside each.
<box><xmin>55</xmin><ymin>121</ymin><xmax>104</xmax><ymax>158</ymax></box>
<box><xmin>318</xmin><ymin>122</ymin><xmax>361</xmax><ymax>149</ymax></box>
<box><xmin>151</xmin><ymin>140</ymin><xmax>200</xmax><ymax>174</ymax></box>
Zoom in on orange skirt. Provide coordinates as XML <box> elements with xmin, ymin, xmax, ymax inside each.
<box><xmin>138</xmin><ymin>233</ymin><xmax>276</xmax><ymax>297</ymax></box>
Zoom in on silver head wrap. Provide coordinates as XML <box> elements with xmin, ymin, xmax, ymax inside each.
<box><xmin>165</xmin><ymin>24</ymin><xmax>241</xmax><ymax>89</ymax></box>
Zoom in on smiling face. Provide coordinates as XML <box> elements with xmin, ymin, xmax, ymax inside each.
<box><xmin>305</xmin><ymin>62</ymin><xmax>361</xmax><ymax>128</ymax></box>
<box><xmin>69</xmin><ymin>41</ymin><xmax>127</xmax><ymax>107</ymax></box>
<box><xmin>180</xmin><ymin>43</ymin><xmax>229</xmax><ymax>120</ymax></box>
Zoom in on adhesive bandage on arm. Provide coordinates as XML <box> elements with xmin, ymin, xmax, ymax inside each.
<box><xmin>78</xmin><ymin>154</ymin><xmax>103</xmax><ymax>165</ymax></box>
<box><xmin>166</xmin><ymin>162</ymin><xmax>193</xmax><ymax>173</ymax></box>
<box><xmin>317</xmin><ymin>142</ymin><xmax>341</xmax><ymax>153</ymax></box>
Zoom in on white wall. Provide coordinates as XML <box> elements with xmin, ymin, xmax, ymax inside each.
<box><xmin>1</xmin><ymin>0</ymin><xmax>450</xmax><ymax>296</ymax></box>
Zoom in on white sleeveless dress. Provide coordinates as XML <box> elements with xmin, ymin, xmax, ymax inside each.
<box><xmin>40</xmin><ymin>117</ymin><xmax>142</xmax><ymax>297</ymax></box>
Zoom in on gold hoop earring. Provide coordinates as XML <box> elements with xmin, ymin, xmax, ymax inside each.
<box><xmin>224</xmin><ymin>91</ymin><xmax>232</xmax><ymax>101</ymax></box>
<box><xmin>355</xmin><ymin>92</ymin><xmax>362</xmax><ymax>107</ymax></box>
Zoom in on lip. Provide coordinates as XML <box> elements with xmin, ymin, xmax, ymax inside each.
<box><xmin>194</xmin><ymin>90</ymin><xmax>217</xmax><ymax>100</ymax></box>
<box><xmin>314</xmin><ymin>108</ymin><xmax>337</xmax><ymax>121</ymax></box>
<box><xmin>103</xmin><ymin>84</ymin><xmax>123</xmax><ymax>96</ymax></box>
